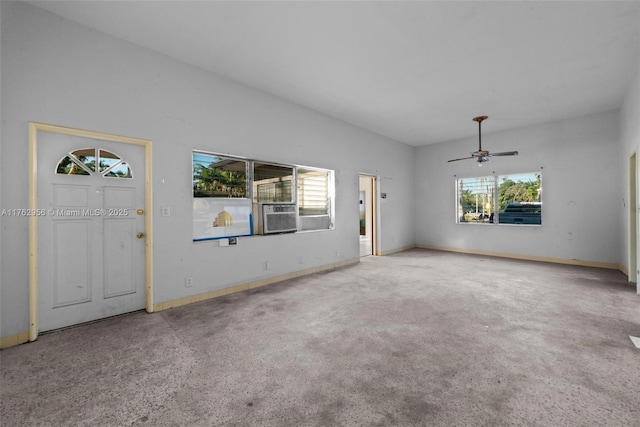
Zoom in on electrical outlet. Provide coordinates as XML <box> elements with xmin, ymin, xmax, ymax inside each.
<box><xmin>185</xmin><ymin>277</ymin><xmax>193</xmax><ymax>287</ymax></box>
<box><xmin>161</xmin><ymin>206</ymin><xmax>171</xmax><ymax>217</ymax></box>
<box><xmin>264</xmin><ymin>261</ymin><xmax>270</xmax><ymax>270</ymax></box>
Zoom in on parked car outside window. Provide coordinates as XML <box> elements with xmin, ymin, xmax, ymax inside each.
<box><xmin>498</xmin><ymin>202</ymin><xmax>541</xmax><ymax>225</ymax></box>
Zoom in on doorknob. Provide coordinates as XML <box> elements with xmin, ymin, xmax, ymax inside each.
<box><xmin>137</xmin><ymin>232</ymin><xmax>144</xmax><ymax>239</ymax></box>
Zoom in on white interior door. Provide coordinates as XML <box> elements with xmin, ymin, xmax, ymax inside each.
<box><xmin>37</xmin><ymin>133</ymin><xmax>146</xmax><ymax>332</ymax></box>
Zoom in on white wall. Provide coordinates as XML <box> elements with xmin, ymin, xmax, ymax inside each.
<box><xmin>0</xmin><ymin>2</ymin><xmax>415</xmax><ymax>338</ymax></box>
<box><xmin>619</xmin><ymin>15</ymin><xmax>640</xmax><ymax>292</ymax></box>
<box><xmin>0</xmin><ymin>2</ymin><xmax>3</xmax><ymax>337</ymax></box>
<box><xmin>415</xmin><ymin>110</ymin><xmax>622</xmax><ymax>266</ymax></box>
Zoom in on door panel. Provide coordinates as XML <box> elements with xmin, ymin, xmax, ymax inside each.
<box><xmin>103</xmin><ymin>186</ymin><xmax>136</xmax><ymax>208</ymax></box>
<box><xmin>52</xmin><ymin>220</ymin><xmax>92</xmax><ymax>307</ymax></box>
<box><xmin>53</xmin><ymin>184</ymin><xmax>90</xmax><ymax>208</ymax></box>
<box><xmin>103</xmin><ymin>219</ymin><xmax>137</xmax><ymax>298</ymax></box>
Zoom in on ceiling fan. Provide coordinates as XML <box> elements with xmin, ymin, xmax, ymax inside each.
<box><xmin>447</xmin><ymin>116</ymin><xmax>518</xmax><ymax>166</ymax></box>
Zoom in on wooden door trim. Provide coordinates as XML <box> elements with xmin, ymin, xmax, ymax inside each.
<box><xmin>28</xmin><ymin>122</ymin><xmax>153</xmax><ymax>341</ymax></box>
<box><xmin>358</xmin><ymin>173</ymin><xmax>378</xmax><ymax>256</ymax></box>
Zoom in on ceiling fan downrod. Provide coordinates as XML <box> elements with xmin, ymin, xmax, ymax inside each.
<box><xmin>473</xmin><ymin>115</ymin><xmax>488</xmax><ymax>152</ymax></box>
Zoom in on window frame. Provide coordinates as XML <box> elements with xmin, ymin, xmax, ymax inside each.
<box><xmin>455</xmin><ymin>175</ymin><xmax>496</xmax><ymax>224</ymax></box>
<box><xmin>297</xmin><ymin>166</ymin><xmax>332</xmax><ymax>217</ymax></box>
<box><xmin>297</xmin><ymin>166</ymin><xmax>334</xmax><ymax>232</ymax></box>
<box><xmin>496</xmin><ymin>172</ymin><xmax>542</xmax><ymax>225</ymax></box>
<box><xmin>56</xmin><ymin>148</ymin><xmax>133</xmax><ymax>179</ymax></box>
<box><xmin>455</xmin><ymin>171</ymin><xmax>542</xmax><ymax>227</ymax></box>
<box><xmin>192</xmin><ymin>150</ymin><xmax>335</xmax><ymax>241</ymax></box>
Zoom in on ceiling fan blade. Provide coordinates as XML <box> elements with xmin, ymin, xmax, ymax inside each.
<box><xmin>488</xmin><ymin>151</ymin><xmax>518</xmax><ymax>157</ymax></box>
<box><xmin>447</xmin><ymin>156</ymin><xmax>475</xmax><ymax>162</ymax></box>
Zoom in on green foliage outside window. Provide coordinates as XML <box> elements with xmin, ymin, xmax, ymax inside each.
<box><xmin>498</xmin><ymin>174</ymin><xmax>541</xmax><ymax>212</ymax></box>
<box><xmin>193</xmin><ymin>153</ymin><xmax>247</xmax><ymax>198</ymax></box>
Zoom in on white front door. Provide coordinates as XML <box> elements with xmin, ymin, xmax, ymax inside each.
<box><xmin>37</xmin><ymin>132</ymin><xmax>146</xmax><ymax>332</ymax></box>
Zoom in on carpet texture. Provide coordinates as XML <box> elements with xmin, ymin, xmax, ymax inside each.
<box><xmin>1</xmin><ymin>249</ymin><xmax>639</xmax><ymax>426</ymax></box>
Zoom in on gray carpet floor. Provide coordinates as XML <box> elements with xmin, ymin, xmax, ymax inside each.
<box><xmin>1</xmin><ymin>249</ymin><xmax>639</xmax><ymax>426</ymax></box>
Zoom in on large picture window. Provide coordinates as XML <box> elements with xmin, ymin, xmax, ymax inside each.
<box><xmin>192</xmin><ymin>151</ymin><xmax>334</xmax><ymax>240</ymax></box>
<box><xmin>456</xmin><ymin>172</ymin><xmax>542</xmax><ymax>226</ymax></box>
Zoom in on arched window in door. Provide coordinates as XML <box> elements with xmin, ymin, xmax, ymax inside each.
<box><xmin>56</xmin><ymin>148</ymin><xmax>132</xmax><ymax>178</ymax></box>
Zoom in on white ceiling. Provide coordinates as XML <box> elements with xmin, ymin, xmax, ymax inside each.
<box><xmin>27</xmin><ymin>1</ymin><xmax>640</xmax><ymax>146</ymax></box>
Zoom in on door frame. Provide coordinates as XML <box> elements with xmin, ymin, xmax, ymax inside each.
<box><xmin>359</xmin><ymin>174</ymin><xmax>379</xmax><ymax>256</ymax></box>
<box><xmin>28</xmin><ymin>122</ymin><xmax>153</xmax><ymax>341</ymax></box>
<box><xmin>631</xmin><ymin>151</ymin><xmax>639</xmax><ymax>286</ymax></box>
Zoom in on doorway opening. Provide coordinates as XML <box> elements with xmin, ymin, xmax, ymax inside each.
<box><xmin>359</xmin><ymin>175</ymin><xmax>377</xmax><ymax>257</ymax></box>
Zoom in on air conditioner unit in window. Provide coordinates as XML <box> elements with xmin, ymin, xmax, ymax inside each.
<box><xmin>258</xmin><ymin>203</ymin><xmax>298</xmax><ymax>234</ymax></box>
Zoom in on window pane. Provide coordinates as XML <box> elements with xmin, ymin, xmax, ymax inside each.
<box><xmin>99</xmin><ymin>150</ymin><xmax>121</xmax><ymax>172</ymax></box>
<box><xmin>56</xmin><ymin>155</ymin><xmax>91</xmax><ymax>175</ymax></box>
<box><xmin>193</xmin><ymin>153</ymin><xmax>247</xmax><ymax>198</ymax></box>
<box><xmin>298</xmin><ymin>168</ymin><xmax>329</xmax><ymax>216</ymax></box>
<box><xmin>497</xmin><ymin>173</ymin><xmax>542</xmax><ymax>225</ymax></box>
<box><xmin>457</xmin><ymin>176</ymin><xmax>495</xmax><ymax>223</ymax></box>
<box><xmin>253</xmin><ymin>162</ymin><xmax>293</xmax><ymax>203</ymax></box>
<box><xmin>70</xmin><ymin>148</ymin><xmax>96</xmax><ymax>172</ymax></box>
<box><xmin>104</xmin><ymin>162</ymin><xmax>133</xmax><ymax>178</ymax></box>
<box><xmin>298</xmin><ymin>167</ymin><xmax>333</xmax><ymax>231</ymax></box>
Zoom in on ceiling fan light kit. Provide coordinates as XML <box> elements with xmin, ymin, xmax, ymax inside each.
<box><xmin>448</xmin><ymin>116</ymin><xmax>518</xmax><ymax>166</ymax></box>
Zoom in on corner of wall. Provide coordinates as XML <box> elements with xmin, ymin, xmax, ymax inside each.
<box><xmin>619</xmin><ymin>31</ymin><xmax>640</xmax><ymax>283</ymax></box>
